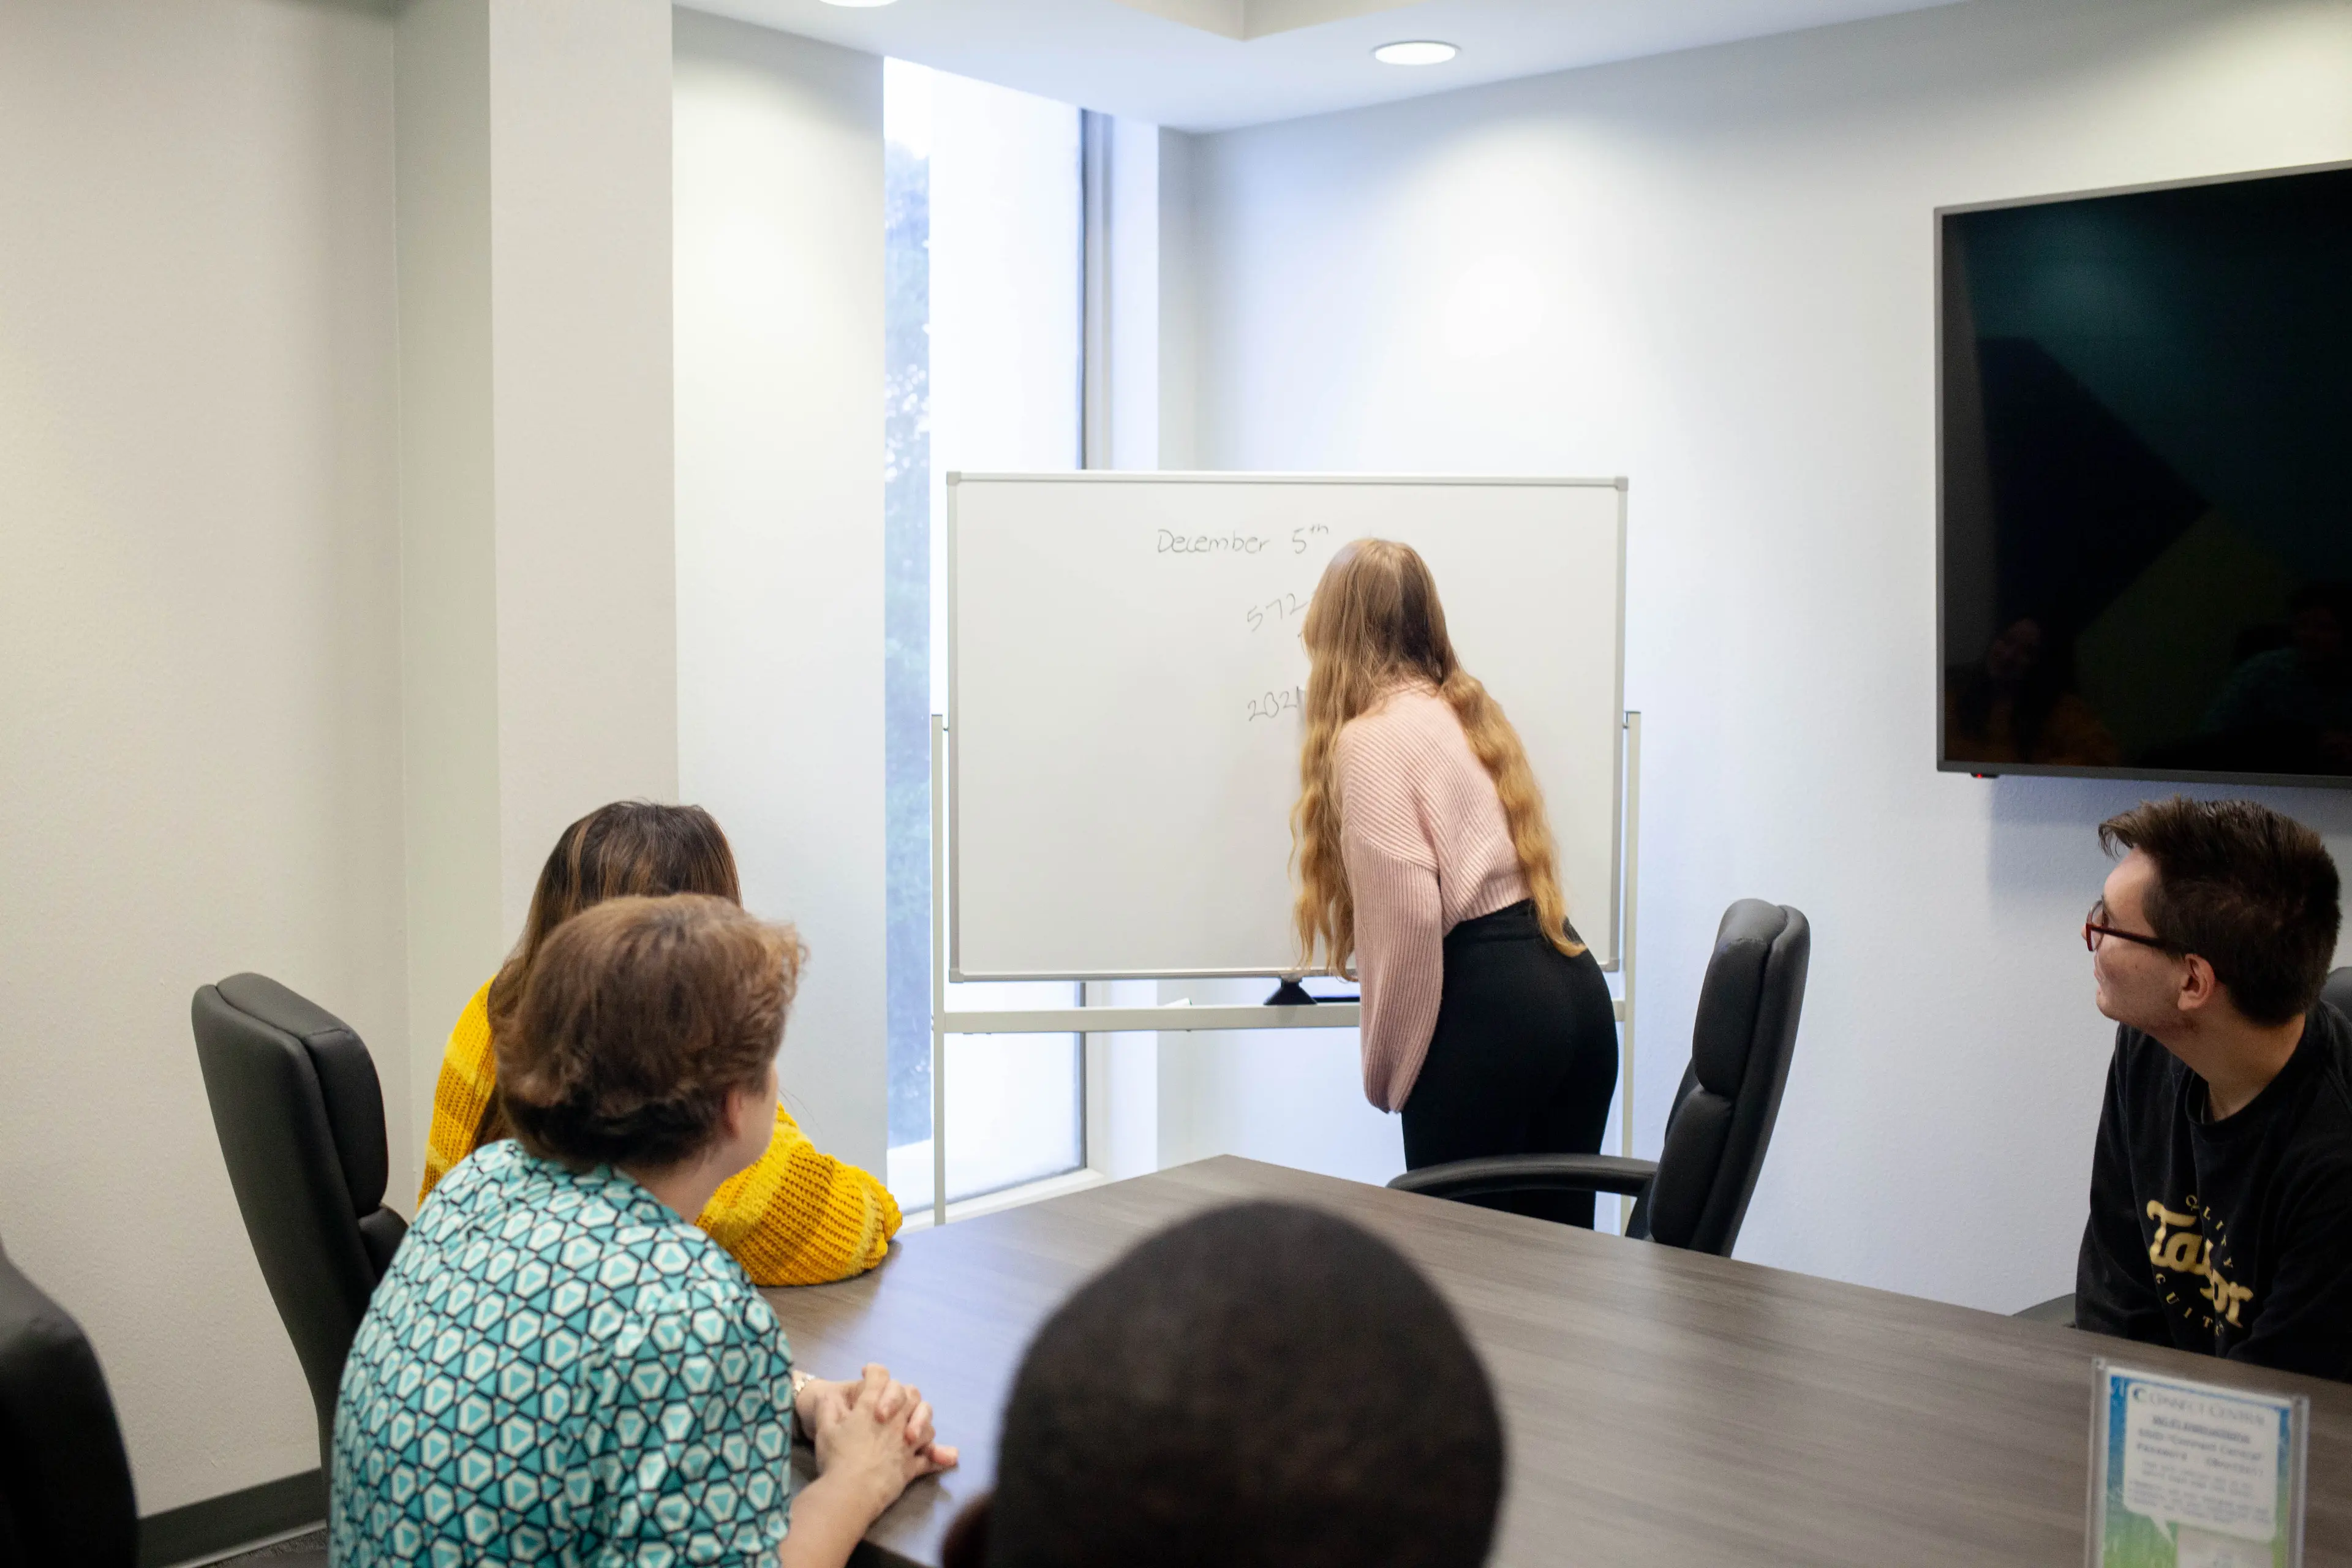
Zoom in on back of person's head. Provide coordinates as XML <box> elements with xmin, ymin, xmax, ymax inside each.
<box><xmin>495</xmin><ymin>894</ymin><xmax>802</xmax><ymax>1171</ymax></box>
<box><xmin>945</xmin><ymin>1202</ymin><xmax>1504</xmax><ymax>1568</ymax></box>
<box><xmin>1300</xmin><ymin>538</ymin><xmax>1458</xmax><ymax>690</ymax></box>
<box><xmin>480</xmin><ymin>802</ymin><xmax>741</xmax><ymax>1140</ymax></box>
<box><xmin>1294</xmin><ymin>540</ymin><xmax>1575</xmax><ymax>974</ymax></box>
<box><xmin>2099</xmin><ymin>797</ymin><xmax>2340</xmax><ymax>1025</ymax></box>
<box><xmin>513</xmin><ymin>802</ymin><xmax>740</xmax><ymax>967</ymax></box>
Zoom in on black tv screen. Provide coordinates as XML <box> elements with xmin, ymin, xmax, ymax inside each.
<box><xmin>1939</xmin><ymin>162</ymin><xmax>2352</xmax><ymax>785</ymax></box>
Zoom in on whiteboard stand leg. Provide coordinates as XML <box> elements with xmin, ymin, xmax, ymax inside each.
<box><xmin>931</xmin><ymin>714</ymin><xmax>949</xmax><ymax>1230</ymax></box>
<box><xmin>1619</xmin><ymin>710</ymin><xmax>1642</xmax><ymax>1234</ymax></box>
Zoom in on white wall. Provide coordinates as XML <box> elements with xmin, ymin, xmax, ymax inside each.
<box><xmin>1156</xmin><ymin>128</ymin><xmax>1201</xmax><ymax>470</ymax></box>
<box><xmin>1160</xmin><ymin>1000</ymin><xmax>1404</xmax><ymax>1180</ymax></box>
<box><xmin>0</xmin><ymin>0</ymin><xmax>680</xmax><ymax>1515</ymax></box>
<box><xmin>396</xmin><ymin>0</ymin><xmax>680</xmax><ymax>1188</ymax></box>
<box><xmin>486</xmin><ymin>0</ymin><xmax>681</xmax><ymax>931</ymax></box>
<box><xmin>1185</xmin><ymin>0</ymin><xmax>2352</xmax><ymax>1312</ymax></box>
<box><xmin>674</xmin><ymin>10</ymin><xmax>889</xmax><ymax>1174</ymax></box>
<box><xmin>0</xmin><ymin>0</ymin><xmax>404</xmax><ymax>1510</ymax></box>
<box><xmin>395</xmin><ymin>0</ymin><xmax>508</xmax><ymax>1200</ymax></box>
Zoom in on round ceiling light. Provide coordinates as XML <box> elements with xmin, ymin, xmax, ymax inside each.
<box><xmin>1373</xmin><ymin>40</ymin><xmax>1458</xmax><ymax>66</ymax></box>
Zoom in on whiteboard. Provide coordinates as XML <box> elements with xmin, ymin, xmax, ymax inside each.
<box><xmin>948</xmin><ymin>473</ymin><xmax>1626</xmax><ymax>979</ymax></box>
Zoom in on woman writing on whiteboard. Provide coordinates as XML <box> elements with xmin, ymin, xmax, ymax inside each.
<box><xmin>1292</xmin><ymin>540</ymin><xmax>1618</xmax><ymax>1226</ymax></box>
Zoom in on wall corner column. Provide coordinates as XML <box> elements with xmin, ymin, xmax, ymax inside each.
<box><xmin>393</xmin><ymin>0</ymin><xmax>677</xmax><ymax>1196</ymax></box>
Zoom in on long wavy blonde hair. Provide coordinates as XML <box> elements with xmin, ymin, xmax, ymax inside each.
<box><xmin>1291</xmin><ymin>540</ymin><xmax>1582</xmax><ymax>974</ymax></box>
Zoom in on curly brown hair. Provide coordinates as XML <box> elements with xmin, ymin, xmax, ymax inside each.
<box><xmin>495</xmin><ymin>894</ymin><xmax>805</xmax><ymax>1171</ymax></box>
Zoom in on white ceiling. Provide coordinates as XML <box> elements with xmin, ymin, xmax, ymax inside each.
<box><xmin>685</xmin><ymin>0</ymin><xmax>1975</xmax><ymax>133</ymax></box>
<box><xmin>1107</xmin><ymin>0</ymin><xmax>1427</xmax><ymax>43</ymax></box>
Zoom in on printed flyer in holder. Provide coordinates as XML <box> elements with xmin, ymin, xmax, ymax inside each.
<box><xmin>2089</xmin><ymin>1361</ymin><xmax>2308</xmax><ymax>1568</ymax></box>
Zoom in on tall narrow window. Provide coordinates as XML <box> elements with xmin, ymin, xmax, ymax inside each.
<box><xmin>883</xmin><ymin>58</ymin><xmax>933</xmax><ymax>1186</ymax></box>
<box><xmin>883</xmin><ymin>61</ymin><xmax>1087</xmax><ymax>1212</ymax></box>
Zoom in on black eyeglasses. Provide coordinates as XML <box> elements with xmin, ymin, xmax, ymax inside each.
<box><xmin>2084</xmin><ymin>900</ymin><xmax>2185</xmax><ymax>956</ymax></box>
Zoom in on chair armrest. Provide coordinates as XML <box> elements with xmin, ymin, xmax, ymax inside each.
<box><xmin>1387</xmin><ymin>1153</ymin><xmax>1660</xmax><ymax>1203</ymax></box>
<box><xmin>2013</xmin><ymin>1293</ymin><xmax>2076</xmax><ymax>1327</ymax></box>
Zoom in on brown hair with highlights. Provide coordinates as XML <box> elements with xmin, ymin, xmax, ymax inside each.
<box><xmin>496</xmin><ymin>894</ymin><xmax>804</xmax><ymax>1170</ymax></box>
<box><xmin>2098</xmin><ymin>796</ymin><xmax>2340</xmax><ymax>1026</ymax></box>
<box><xmin>478</xmin><ymin>802</ymin><xmax>742</xmax><ymax>1145</ymax></box>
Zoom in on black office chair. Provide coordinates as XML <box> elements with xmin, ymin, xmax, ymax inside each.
<box><xmin>0</xmin><ymin>1237</ymin><xmax>138</xmax><ymax>1568</ymax></box>
<box><xmin>1389</xmin><ymin>899</ymin><xmax>1809</xmax><ymax>1257</ymax></box>
<box><xmin>2016</xmin><ymin>962</ymin><xmax>2352</xmax><ymax>1328</ymax></box>
<box><xmin>192</xmin><ymin>975</ymin><xmax>405</xmax><ymax>1467</ymax></box>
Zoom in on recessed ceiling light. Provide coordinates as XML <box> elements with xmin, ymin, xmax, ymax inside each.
<box><xmin>1373</xmin><ymin>40</ymin><xmax>1457</xmax><ymax>66</ymax></box>
<box><xmin>819</xmin><ymin>0</ymin><xmax>898</xmax><ymax>7</ymax></box>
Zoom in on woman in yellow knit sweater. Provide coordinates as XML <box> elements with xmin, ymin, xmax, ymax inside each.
<box><xmin>419</xmin><ymin>801</ymin><xmax>901</xmax><ymax>1284</ymax></box>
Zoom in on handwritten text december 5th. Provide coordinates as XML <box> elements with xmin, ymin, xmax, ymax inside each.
<box><xmin>1155</xmin><ymin>523</ymin><xmax>1330</xmax><ymax>557</ymax></box>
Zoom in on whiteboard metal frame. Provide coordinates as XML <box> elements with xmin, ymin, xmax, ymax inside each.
<box><xmin>1616</xmin><ymin>710</ymin><xmax>1642</xmax><ymax>1229</ymax></box>
<box><xmin>944</xmin><ymin>470</ymin><xmax>1629</xmax><ymax>981</ymax></box>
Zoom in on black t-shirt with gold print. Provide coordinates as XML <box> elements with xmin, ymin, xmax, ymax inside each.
<box><xmin>2075</xmin><ymin>1002</ymin><xmax>2352</xmax><ymax>1383</ymax></box>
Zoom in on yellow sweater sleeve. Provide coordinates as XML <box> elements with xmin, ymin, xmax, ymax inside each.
<box><xmin>418</xmin><ymin>979</ymin><xmax>497</xmax><ymax>1206</ymax></box>
<box><xmin>418</xmin><ymin>976</ymin><xmax>901</xmax><ymax>1284</ymax></box>
<box><xmin>697</xmin><ymin>1107</ymin><xmax>903</xmax><ymax>1286</ymax></box>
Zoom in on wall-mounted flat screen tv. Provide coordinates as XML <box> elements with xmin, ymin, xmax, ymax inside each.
<box><xmin>1939</xmin><ymin>162</ymin><xmax>2352</xmax><ymax>785</ymax></box>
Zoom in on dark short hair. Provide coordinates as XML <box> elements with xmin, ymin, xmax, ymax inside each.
<box><xmin>951</xmin><ymin>1202</ymin><xmax>1504</xmax><ymax>1568</ymax></box>
<box><xmin>2099</xmin><ymin>797</ymin><xmax>2340</xmax><ymax>1025</ymax></box>
<box><xmin>496</xmin><ymin>894</ymin><xmax>802</xmax><ymax>1169</ymax></box>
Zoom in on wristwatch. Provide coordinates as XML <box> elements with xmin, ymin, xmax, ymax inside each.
<box><xmin>791</xmin><ymin>1368</ymin><xmax>815</xmax><ymax>1402</ymax></box>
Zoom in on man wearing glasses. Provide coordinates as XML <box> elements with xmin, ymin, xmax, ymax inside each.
<box><xmin>2076</xmin><ymin>797</ymin><xmax>2352</xmax><ymax>1381</ymax></box>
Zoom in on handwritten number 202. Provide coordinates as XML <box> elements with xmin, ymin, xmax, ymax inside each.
<box><xmin>1246</xmin><ymin>687</ymin><xmax>1304</xmax><ymax>722</ymax></box>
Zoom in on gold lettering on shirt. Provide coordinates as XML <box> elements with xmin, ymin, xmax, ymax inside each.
<box><xmin>2144</xmin><ymin>1199</ymin><xmax>2254</xmax><ymax>1327</ymax></box>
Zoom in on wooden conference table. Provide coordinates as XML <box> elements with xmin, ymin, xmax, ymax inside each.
<box><xmin>763</xmin><ymin>1157</ymin><xmax>2352</xmax><ymax>1566</ymax></box>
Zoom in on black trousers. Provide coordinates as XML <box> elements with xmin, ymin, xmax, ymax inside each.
<box><xmin>1400</xmin><ymin>900</ymin><xmax>1620</xmax><ymax>1227</ymax></box>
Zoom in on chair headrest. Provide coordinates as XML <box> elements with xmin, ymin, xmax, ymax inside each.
<box><xmin>209</xmin><ymin>974</ymin><xmax>388</xmax><ymax>1216</ymax></box>
<box><xmin>1690</xmin><ymin>900</ymin><xmax>1798</xmax><ymax>1096</ymax></box>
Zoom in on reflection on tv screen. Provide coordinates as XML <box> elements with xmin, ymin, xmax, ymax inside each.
<box><xmin>1939</xmin><ymin>164</ymin><xmax>2352</xmax><ymax>783</ymax></box>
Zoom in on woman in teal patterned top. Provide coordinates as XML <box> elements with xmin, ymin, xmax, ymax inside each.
<box><xmin>331</xmin><ymin>895</ymin><xmax>956</xmax><ymax>1568</ymax></box>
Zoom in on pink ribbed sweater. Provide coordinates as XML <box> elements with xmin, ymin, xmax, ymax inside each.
<box><xmin>1335</xmin><ymin>685</ymin><xmax>1529</xmax><ymax>1112</ymax></box>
